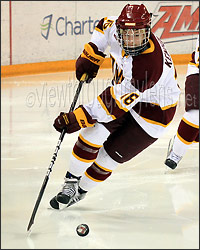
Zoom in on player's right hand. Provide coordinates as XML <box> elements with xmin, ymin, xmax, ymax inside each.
<box><xmin>76</xmin><ymin>42</ymin><xmax>106</xmax><ymax>83</ymax></box>
<box><xmin>76</xmin><ymin>56</ymin><xmax>99</xmax><ymax>83</ymax></box>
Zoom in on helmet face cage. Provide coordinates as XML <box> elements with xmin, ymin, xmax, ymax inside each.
<box><xmin>117</xmin><ymin>26</ymin><xmax>151</xmax><ymax>56</ymax></box>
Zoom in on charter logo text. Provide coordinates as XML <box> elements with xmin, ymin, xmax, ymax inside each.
<box><xmin>41</xmin><ymin>15</ymin><xmax>99</xmax><ymax>40</ymax></box>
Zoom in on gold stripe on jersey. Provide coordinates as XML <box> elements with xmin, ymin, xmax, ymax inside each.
<box><xmin>72</xmin><ymin>150</ymin><xmax>95</xmax><ymax>163</ymax></box>
<box><xmin>95</xmin><ymin>27</ymin><xmax>104</xmax><ymax>34</ymax></box>
<box><xmin>174</xmin><ymin>65</ymin><xmax>177</xmax><ymax>80</ymax></box>
<box><xmin>110</xmin><ymin>87</ymin><xmax>129</xmax><ymax>112</ymax></box>
<box><xmin>79</xmin><ymin>133</ymin><xmax>103</xmax><ymax>148</ymax></box>
<box><xmin>121</xmin><ymin>49</ymin><xmax>129</xmax><ymax>58</ymax></box>
<box><xmin>81</xmin><ymin>43</ymin><xmax>105</xmax><ymax>66</ymax></box>
<box><xmin>94</xmin><ymin>161</ymin><xmax>112</xmax><ymax>172</ymax></box>
<box><xmin>182</xmin><ymin>117</ymin><xmax>199</xmax><ymax>129</ymax></box>
<box><xmin>97</xmin><ymin>95</ymin><xmax>116</xmax><ymax>120</ymax></box>
<box><xmin>177</xmin><ymin>132</ymin><xmax>193</xmax><ymax>145</ymax></box>
<box><xmin>161</xmin><ymin>102</ymin><xmax>178</xmax><ymax>110</ymax></box>
<box><xmin>85</xmin><ymin>171</ymin><xmax>103</xmax><ymax>182</ymax></box>
<box><xmin>141</xmin><ymin>39</ymin><xmax>155</xmax><ymax>54</ymax></box>
<box><xmin>141</xmin><ymin>116</ymin><xmax>172</xmax><ymax>127</ymax></box>
<box><xmin>149</xmin><ymin>102</ymin><xmax>160</xmax><ymax>107</ymax></box>
<box><xmin>188</xmin><ymin>61</ymin><xmax>199</xmax><ymax>68</ymax></box>
<box><xmin>146</xmin><ymin>101</ymin><xmax>178</xmax><ymax>111</ymax></box>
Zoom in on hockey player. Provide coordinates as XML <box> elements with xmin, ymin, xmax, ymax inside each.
<box><xmin>50</xmin><ymin>4</ymin><xmax>180</xmax><ymax>209</ymax></box>
<box><xmin>165</xmin><ymin>37</ymin><xmax>199</xmax><ymax>169</ymax></box>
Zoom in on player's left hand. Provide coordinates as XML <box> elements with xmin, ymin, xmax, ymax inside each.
<box><xmin>53</xmin><ymin>105</ymin><xmax>96</xmax><ymax>133</ymax></box>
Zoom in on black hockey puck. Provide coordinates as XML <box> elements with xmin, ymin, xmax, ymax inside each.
<box><xmin>76</xmin><ymin>224</ymin><xmax>89</xmax><ymax>237</ymax></box>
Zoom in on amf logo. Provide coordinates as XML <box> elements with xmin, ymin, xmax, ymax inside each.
<box><xmin>41</xmin><ymin>14</ymin><xmax>99</xmax><ymax>40</ymax></box>
<box><xmin>151</xmin><ymin>2</ymin><xmax>199</xmax><ymax>43</ymax></box>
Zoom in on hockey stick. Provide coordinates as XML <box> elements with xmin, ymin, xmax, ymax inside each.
<box><xmin>27</xmin><ymin>73</ymin><xmax>88</xmax><ymax>232</ymax></box>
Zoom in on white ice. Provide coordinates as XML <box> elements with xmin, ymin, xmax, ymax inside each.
<box><xmin>1</xmin><ymin>67</ymin><xmax>199</xmax><ymax>249</ymax></box>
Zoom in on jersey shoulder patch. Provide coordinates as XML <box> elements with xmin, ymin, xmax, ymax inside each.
<box><xmin>95</xmin><ymin>16</ymin><xmax>117</xmax><ymax>34</ymax></box>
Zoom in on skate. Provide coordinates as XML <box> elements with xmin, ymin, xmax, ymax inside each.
<box><xmin>164</xmin><ymin>136</ymin><xmax>182</xmax><ymax>170</ymax></box>
<box><xmin>67</xmin><ymin>191</ymin><xmax>86</xmax><ymax>208</ymax></box>
<box><xmin>50</xmin><ymin>173</ymin><xmax>86</xmax><ymax>209</ymax></box>
<box><xmin>50</xmin><ymin>175</ymin><xmax>79</xmax><ymax>209</ymax></box>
